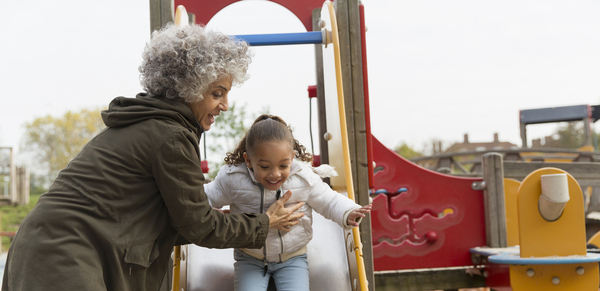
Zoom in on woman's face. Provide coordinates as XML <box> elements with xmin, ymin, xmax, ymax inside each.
<box><xmin>188</xmin><ymin>76</ymin><xmax>232</xmax><ymax>131</ymax></box>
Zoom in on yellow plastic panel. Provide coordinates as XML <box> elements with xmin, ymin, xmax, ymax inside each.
<box><xmin>517</xmin><ymin>168</ymin><xmax>586</xmax><ymax>258</ymax></box>
<box><xmin>510</xmin><ymin>263</ymin><xmax>598</xmax><ymax>291</ymax></box>
<box><xmin>504</xmin><ymin>178</ymin><xmax>521</xmax><ymax>247</ymax></box>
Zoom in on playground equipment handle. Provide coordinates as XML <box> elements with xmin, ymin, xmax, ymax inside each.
<box><xmin>231</xmin><ymin>31</ymin><xmax>327</xmax><ymax>46</ymax></box>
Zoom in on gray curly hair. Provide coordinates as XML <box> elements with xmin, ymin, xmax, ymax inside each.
<box><xmin>139</xmin><ymin>23</ymin><xmax>252</xmax><ymax>103</ymax></box>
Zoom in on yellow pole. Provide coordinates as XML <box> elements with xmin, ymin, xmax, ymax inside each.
<box><xmin>325</xmin><ymin>2</ymin><xmax>369</xmax><ymax>290</ymax></box>
<box><xmin>172</xmin><ymin>245</ymin><xmax>181</xmax><ymax>291</ymax></box>
<box><xmin>172</xmin><ymin>7</ymin><xmax>186</xmax><ymax>291</ymax></box>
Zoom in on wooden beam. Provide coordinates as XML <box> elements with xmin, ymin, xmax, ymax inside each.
<box><xmin>481</xmin><ymin>153</ymin><xmax>507</xmax><ymax>248</ymax></box>
<box><xmin>520</xmin><ymin>121</ymin><xmax>528</xmax><ymax>148</ymax></box>
<box><xmin>149</xmin><ymin>0</ymin><xmax>174</xmax><ymax>34</ymax></box>
<box><xmin>504</xmin><ymin>161</ymin><xmax>600</xmax><ymax>180</ymax></box>
<box><xmin>312</xmin><ymin>9</ymin><xmax>329</xmax><ymax>168</ymax></box>
<box><xmin>374</xmin><ymin>267</ymin><xmax>486</xmax><ymax>291</ymax></box>
<box><xmin>335</xmin><ymin>0</ymin><xmax>375</xmax><ymax>289</ymax></box>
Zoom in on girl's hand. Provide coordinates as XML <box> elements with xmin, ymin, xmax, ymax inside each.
<box><xmin>347</xmin><ymin>204</ymin><xmax>372</xmax><ymax>227</ymax></box>
<box><xmin>266</xmin><ymin>190</ymin><xmax>305</xmax><ymax>232</ymax></box>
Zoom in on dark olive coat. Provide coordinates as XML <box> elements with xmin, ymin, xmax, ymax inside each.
<box><xmin>2</xmin><ymin>94</ymin><xmax>268</xmax><ymax>291</ymax></box>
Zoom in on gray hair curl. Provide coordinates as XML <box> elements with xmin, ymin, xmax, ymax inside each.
<box><xmin>139</xmin><ymin>23</ymin><xmax>252</xmax><ymax>103</ymax></box>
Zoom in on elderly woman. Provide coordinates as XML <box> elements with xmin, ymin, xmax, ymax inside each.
<box><xmin>2</xmin><ymin>23</ymin><xmax>303</xmax><ymax>291</ymax></box>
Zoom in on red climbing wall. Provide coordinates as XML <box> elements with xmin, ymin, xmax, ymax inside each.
<box><xmin>371</xmin><ymin>136</ymin><xmax>487</xmax><ymax>271</ymax></box>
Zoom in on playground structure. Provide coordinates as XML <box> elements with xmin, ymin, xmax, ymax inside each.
<box><xmin>0</xmin><ymin>147</ymin><xmax>29</xmax><ymax>207</ymax></box>
<box><xmin>147</xmin><ymin>1</ymin><xmax>600</xmax><ymax>290</ymax></box>
<box><xmin>0</xmin><ymin>148</ymin><xmax>29</xmax><ymax>250</ymax></box>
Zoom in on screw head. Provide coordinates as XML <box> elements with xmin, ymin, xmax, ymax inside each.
<box><xmin>552</xmin><ymin>276</ymin><xmax>560</xmax><ymax>285</ymax></box>
<box><xmin>526</xmin><ymin>269</ymin><xmax>535</xmax><ymax>277</ymax></box>
<box><xmin>576</xmin><ymin>267</ymin><xmax>585</xmax><ymax>275</ymax></box>
<box><xmin>318</xmin><ymin>20</ymin><xmax>326</xmax><ymax>28</ymax></box>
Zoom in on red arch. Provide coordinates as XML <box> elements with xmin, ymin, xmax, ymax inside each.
<box><xmin>174</xmin><ymin>0</ymin><xmax>324</xmax><ymax>31</ymax></box>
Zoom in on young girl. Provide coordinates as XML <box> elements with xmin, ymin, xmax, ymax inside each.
<box><xmin>205</xmin><ymin>114</ymin><xmax>372</xmax><ymax>291</ymax></box>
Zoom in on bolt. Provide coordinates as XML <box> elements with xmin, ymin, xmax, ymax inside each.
<box><xmin>577</xmin><ymin>267</ymin><xmax>585</xmax><ymax>275</ymax></box>
<box><xmin>526</xmin><ymin>269</ymin><xmax>535</xmax><ymax>277</ymax></box>
<box><xmin>552</xmin><ymin>276</ymin><xmax>560</xmax><ymax>285</ymax></box>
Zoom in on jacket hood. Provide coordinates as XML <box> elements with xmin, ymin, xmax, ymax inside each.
<box><xmin>101</xmin><ymin>93</ymin><xmax>202</xmax><ymax>137</ymax></box>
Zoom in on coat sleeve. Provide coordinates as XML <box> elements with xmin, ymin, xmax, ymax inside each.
<box><xmin>305</xmin><ymin>174</ymin><xmax>361</xmax><ymax>229</ymax></box>
<box><xmin>204</xmin><ymin>166</ymin><xmax>234</xmax><ymax>208</ymax></box>
<box><xmin>152</xmin><ymin>130</ymin><xmax>268</xmax><ymax>248</ymax></box>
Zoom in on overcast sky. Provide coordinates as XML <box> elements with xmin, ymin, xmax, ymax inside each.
<box><xmin>1</xmin><ymin>0</ymin><xmax>599</xmax><ymax>166</ymax></box>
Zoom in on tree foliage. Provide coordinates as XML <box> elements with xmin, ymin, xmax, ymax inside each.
<box><xmin>203</xmin><ymin>102</ymin><xmax>248</xmax><ymax>178</ymax></box>
<box><xmin>203</xmin><ymin>103</ymin><xmax>270</xmax><ymax>179</ymax></box>
<box><xmin>20</xmin><ymin>108</ymin><xmax>105</xmax><ymax>184</ymax></box>
<box><xmin>394</xmin><ymin>142</ymin><xmax>422</xmax><ymax>159</ymax></box>
<box><xmin>547</xmin><ymin>121</ymin><xmax>600</xmax><ymax>150</ymax></box>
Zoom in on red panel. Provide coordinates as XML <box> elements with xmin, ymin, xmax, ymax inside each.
<box><xmin>201</xmin><ymin>160</ymin><xmax>209</xmax><ymax>174</ymax></box>
<box><xmin>175</xmin><ymin>0</ymin><xmax>238</xmax><ymax>26</ymax></box>
<box><xmin>484</xmin><ymin>264</ymin><xmax>512</xmax><ymax>290</ymax></box>
<box><xmin>307</xmin><ymin>85</ymin><xmax>317</xmax><ymax>98</ymax></box>
<box><xmin>371</xmin><ymin>136</ymin><xmax>486</xmax><ymax>271</ymax></box>
<box><xmin>174</xmin><ymin>0</ymin><xmax>324</xmax><ymax>31</ymax></box>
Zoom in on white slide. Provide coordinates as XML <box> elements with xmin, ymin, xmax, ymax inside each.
<box><xmin>185</xmin><ymin>211</ymin><xmax>353</xmax><ymax>291</ymax></box>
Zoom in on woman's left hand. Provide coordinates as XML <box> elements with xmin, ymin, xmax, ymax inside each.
<box><xmin>347</xmin><ymin>204</ymin><xmax>372</xmax><ymax>227</ymax></box>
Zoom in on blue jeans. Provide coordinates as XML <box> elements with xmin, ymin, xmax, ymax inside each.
<box><xmin>233</xmin><ymin>249</ymin><xmax>310</xmax><ymax>291</ymax></box>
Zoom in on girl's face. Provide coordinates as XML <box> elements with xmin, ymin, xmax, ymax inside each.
<box><xmin>187</xmin><ymin>76</ymin><xmax>232</xmax><ymax>132</ymax></box>
<box><xmin>243</xmin><ymin>141</ymin><xmax>294</xmax><ymax>191</ymax></box>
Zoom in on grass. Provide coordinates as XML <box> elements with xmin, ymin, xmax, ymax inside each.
<box><xmin>0</xmin><ymin>190</ymin><xmax>44</xmax><ymax>252</ymax></box>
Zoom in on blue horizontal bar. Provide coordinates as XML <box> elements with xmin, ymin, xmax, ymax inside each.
<box><xmin>520</xmin><ymin>105</ymin><xmax>589</xmax><ymax>125</ymax></box>
<box><xmin>231</xmin><ymin>31</ymin><xmax>323</xmax><ymax>46</ymax></box>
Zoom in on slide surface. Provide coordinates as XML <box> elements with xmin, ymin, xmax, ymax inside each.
<box><xmin>186</xmin><ymin>211</ymin><xmax>352</xmax><ymax>290</ymax></box>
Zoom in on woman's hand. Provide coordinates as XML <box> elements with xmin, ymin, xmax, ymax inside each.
<box><xmin>265</xmin><ymin>190</ymin><xmax>304</xmax><ymax>232</ymax></box>
<box><xmin>347</xmin><ymin>204</ymin><xmax>372</xmax><ymax>227</ymax></box>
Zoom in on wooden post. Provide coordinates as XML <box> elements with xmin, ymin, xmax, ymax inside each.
<box><xmin>335</xmin><ymin>0</ymin><xmax>375</xmax><ymax>290</ymax></box>
<box><xmin>149</xmin><ymin>0</ymin><xmax>174</xmax><ymax>34</ymax></box>
<box><xmin>9</xmin><ymin>148</ymin><xmax>17</xmax><ymax>204</ymax></box>
<box><xmin>16</xmin><ymin>167</ymin><xmax>30</xmax><ymax>206</ymax></box>
<box><xmin>520</xmin><ymin>122</ymin><xmax>528</xmax><ymax>148</ymax></box>
<box><xmin>584</xmin><ymin>116</ymin><xmax>592</xmax><ymax>147</ymax></box>
<box><xmin>312</xmin><ymin>9</ymin><xmax>330</xmax><ymax>167</ymax></box>
<box><xmin>481</xmin><ymin>153</ymin><xmax>508</xmax><ymax>248</ymax></box>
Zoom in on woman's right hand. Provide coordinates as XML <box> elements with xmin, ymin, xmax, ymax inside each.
<box><xmin>265</xmin><ymin>190</ymin><xmax>304</xmax><ymax>232</ymax></box>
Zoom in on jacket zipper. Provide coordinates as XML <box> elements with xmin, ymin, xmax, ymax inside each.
<box><xmin>258</xmin><ymin>183</ymin><xmax>268</xmax><ymax>275</ymax></box>
<box><xmin>276</xmin><ymin>189</ymin><xmax>284</xmax><ymax>263</ymax></box>
<box><xmin>248</xmin><ymin>167</ymin><xmax>285</xmax><ymax>274</ymax></box>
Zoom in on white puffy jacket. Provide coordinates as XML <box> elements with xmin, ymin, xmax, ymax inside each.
<box><xmin>204</xmin><ymin>161</ymin><xmax>360</xmax><ymax>262</ymax></box>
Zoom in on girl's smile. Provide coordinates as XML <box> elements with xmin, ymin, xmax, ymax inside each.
<box><xmin>243</xmin><ymin>141</ymin><xmax>294</xmax><ymax>191</ymax></box>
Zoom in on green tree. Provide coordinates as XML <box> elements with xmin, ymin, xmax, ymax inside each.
<box><xmin>204</xmin><ymin>102</ymin><xmax>248</xmax><ymax>178</ymax></box>
<box><xmin>394</xmin><ymin>142</ymin><xmax>422</xmax><ymax>159</ymax></box>
<box><xmin>203</xmin><ymin>103</ymin><xmax>270</xmax><ymax>179</ymax></box>
<box><xmin>553</xmin><ymin>122</ymin><xmax>585</xmax><ymax>149</ymax></box>
<box><xmin>20</xmin><ymin>108</ymin><xmax>105</xmax><ymax>184</ymax></box>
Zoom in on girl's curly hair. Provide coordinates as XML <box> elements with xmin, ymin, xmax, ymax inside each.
<box><xmin>225</xmin><ymin>114</ymin><xmax>312</xmax><ymax>165</ymax></box>
<box><xmin>139</xmin><ymin>23</ymin><xmax>252</xmax><ymax>103</ymax></box>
